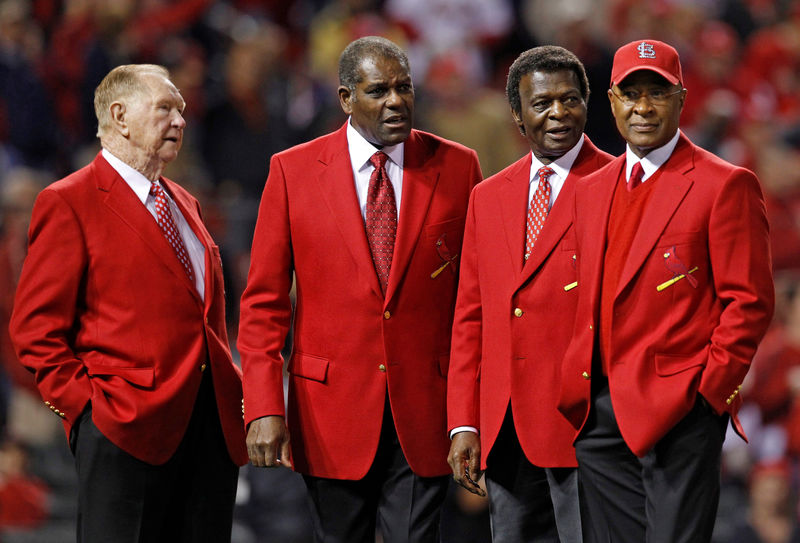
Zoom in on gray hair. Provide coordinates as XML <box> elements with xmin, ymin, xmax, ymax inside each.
<box><xmin>94</xmin><ymin>64</ymin><xmax>170</xmax><ymax>137</ymax></box>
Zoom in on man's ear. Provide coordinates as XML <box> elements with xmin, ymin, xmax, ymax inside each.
<box><xmin>110</xmin><ymin>102</ymin><xmax>129</xmax><ymax>137</ymax></box>
<box><xmin>511</xmin><ymin>108</ymin><xmax>525</xmax><ymax>136</ymax></box>
<box><xmin>338</xmin><ymin>86</ymin><xmax>353</xmax><ymax>115</ymax></box>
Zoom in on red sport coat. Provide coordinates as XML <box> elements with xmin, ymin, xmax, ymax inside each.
<box><xmin>448</xmin><ymin>137</ymin><xmax>612</xmax><ymax>469</ymax></box>
<box><xmin>238</xmin><ymin>123</ymin><xmax>482</xmax><ymax>479</ymax></box>
<box><xmin>9</xmin><ymin>152</ymin><xmax>248</xmax><ymax>466</ymax></box>
<box><xmin>558</xmin><ymin>133</ymin><xmax>775</xmax><ymax>457</ymax></box>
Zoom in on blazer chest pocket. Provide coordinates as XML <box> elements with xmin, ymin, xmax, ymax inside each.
<box><xmin>288</xmin><ymin>352</ymin><xmax>329</xmax><ymax>383</ymax></box>
<box><xmin>424</xmin><ymin>217</ymin><xmax>465</xmax><ymax>278</ymax></box>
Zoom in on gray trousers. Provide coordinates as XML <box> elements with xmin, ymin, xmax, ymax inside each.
<box><xmin>485</xmin><ymin>408</ymin><xmax>582</xmax><ymax>543</ymax></box>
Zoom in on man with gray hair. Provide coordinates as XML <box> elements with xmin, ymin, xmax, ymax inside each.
<box><xmin>10</xmin><ymin>64</ymin><xmax>247</xmax><ymax>541</ymax></box>
<box><xmin>239</xmin><ymin>36</ymin><xmax>482</xmax><ymax>541</ymax></box>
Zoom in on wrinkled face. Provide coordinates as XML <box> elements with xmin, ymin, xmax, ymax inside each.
<box><xmin>124</xmin><ymin>73</ymin><xmax>186</xmax><ymax>165</ymax></box>
<box><xmin>608</xmin><ymin>70</ymin><xmax>685</xmax><ymax>158</ymax></box>
<box><xmin>512</xmin><ymin>70</ymin><xmax>587</xmax><ymax>164</ymax></box>
<box><xmin>339</xmin><ymin>54</ymin><xmax>414</xmax><ymax>147</ymax></box>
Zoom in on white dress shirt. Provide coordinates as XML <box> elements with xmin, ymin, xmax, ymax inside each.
<box><xmin>346</xmin><ymin>119</ymin><xmax>404</xmax><ymax>221</ymax></box>
<box><xmin>527</xmin><ymin>134</ymin><xmax>585</xmax><ymax>210</ymax></box>
<box><xmin>624</xmin><ymin>129</ymin><xmax>680</xmax><ymax>185</ymax></box>
<box><xmin>102</xmin><ymin>148</ymin><xmax>206</xmax><ymax>300</ymax></box>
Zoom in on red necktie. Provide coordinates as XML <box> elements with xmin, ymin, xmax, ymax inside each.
<box><xmin>150</xmin><ymin>181</ymin><xmax>195</xmax><ymax>283</ymax></box>
<box><xmin>628</xmin><ymin>161</ymin><xmax>644</xmax><ymax>192</ymax></box>
<box><xmin>365</xmin><ymin>151</ymin><xmax>397</xmax><ymax>294</ymax></box>
<box><xmin>525</xmin><ymin>166</ymin><xmax>553</xmax><ymax>261</ymax></box>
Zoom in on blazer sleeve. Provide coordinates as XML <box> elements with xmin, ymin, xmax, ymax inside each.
<box><xmin>238</xmin><ymin>153</ymin><xmax>295</xmax><ymax>426</ymax></box>
<box><xmin>447</xmin><ymin>187</ymin><xmax>482</xmax><ymax>431</ymax></box>
<box><xmin>9</xmin><ymin>188</ymin><xmax>93</xmax><ymax>427</ymax></box>
<box><xmin>699</xmin><ymin>168</ymin><xmax>775</xmax><ymax>415</ymax></box>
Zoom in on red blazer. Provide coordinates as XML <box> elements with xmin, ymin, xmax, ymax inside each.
<box><xmin>448</xmin><ymin>137</ymin><xmax>612</xmax><ymax>469</ymax></box>
<box><xmin>9</xmin><ymin>153</ymin><xmax>248</xmax><ymax>466</ymax></box>
<box><xmin>238</xmin><ymin>123</ymin><xmax>482</xmax><ymax>479</ymax></box>
<box><xmin>558</xmin><ymin>133</ymin><xmax>775</xmax><ymax>457</ymax></box>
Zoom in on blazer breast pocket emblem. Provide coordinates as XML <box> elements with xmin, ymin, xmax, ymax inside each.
<box><xmin>657</xmin><ymin>245</ymin><xmax>698</xmax><ymax>292</ymax></box>
<box><xmin>431</xmin><ymin>233</ymin><xmax>459</xmax><ymax>279</ymax></box>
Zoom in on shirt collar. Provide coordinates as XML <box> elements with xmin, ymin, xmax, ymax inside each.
<box><xmin>101</xmin><ymin>148</ymin><xmax>157</xmax><ymax>205</ymax></box>
<box><xmin>346</xmin><ymin>118</ymin><xmax>404</xmax><ymax>173</ymax></box>
<box><xmin>625</xmin><ymin>129</ymin><xmax>681</xmax><ymax>181</ymax></box>
<box><xmin>529</xmin><ymin>134</ymin><xmax>585</xmax><ymax>183</ymax></box>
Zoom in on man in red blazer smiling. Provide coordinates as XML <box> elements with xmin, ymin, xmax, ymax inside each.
<box><xmin>446</xmin><ymin>46</ymin><xmax>612</xmax><ymax>542</ymax></box>
<box><xmin>238</xmin><ymin>36</ymin><xmax>481</xmax><ymax>542</ymax></box>
<box><xmin>557</xmin><ymin>40</ymin><xmax>775</xmax><ymax>542</ymax></box>
<box><xmin>9</xmin><ymin>64</ymin><xmax>247</xmax><ymax>542</ymax></box>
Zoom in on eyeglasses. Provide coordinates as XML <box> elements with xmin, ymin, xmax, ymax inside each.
<box><xmin>610</xmin><ymin>87</ymin><xmax>684</xmax><ymax>106</ymax></box>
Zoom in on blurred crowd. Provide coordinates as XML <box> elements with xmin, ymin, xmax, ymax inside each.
<box><xmin>0</xmin><ymin>0</ymin><xmax>799</xmax><ymax>541</ymax></box>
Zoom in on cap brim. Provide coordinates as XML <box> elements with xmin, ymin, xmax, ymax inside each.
<box><xmin>611</xmin><ymin>66</ymin><xmax>680</xmax><ymax>87</ymax></box>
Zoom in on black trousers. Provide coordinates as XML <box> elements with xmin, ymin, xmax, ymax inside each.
<box><xmin>303</xmin><ymin>396</ymin><xmax>449</xmax><ymax>543</ymax></box>
<box><xmin>485</xmin><ymin>408</ymin><xmax>582</xmax><ymax>543</ymax></box>
<box><xmin>73</xmin><ymin>371</ymin><xmax>239</xmax><ymax>543</ymax></box>
<box><xmin>575</xmin><ymin>381</ymin><xmax>727</xmax><ymax>543</ymax></box>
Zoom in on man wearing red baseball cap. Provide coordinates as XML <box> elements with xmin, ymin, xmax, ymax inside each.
<box><xmin>557</xmin><ymin>39</ymin><xmax>775</xmax><ymax>542</ymax></box>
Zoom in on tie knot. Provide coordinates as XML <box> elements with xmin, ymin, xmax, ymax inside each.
<box><xmin>149</xmin><ymin>181</ymin><xmax>162</xmax><ymax>197</ymax></box>
<box><xmin>628</xmin><ymin>161</ymin><xmax>644</xmax><ymax>191</ymax></box>
<box><xmin>537</xmin><ymin>166</ymin><xmax>554</xmax><ymax>183</ymax></box>
<box><xmin>370</xmin><ymin>151</ymin><xmax>389</xmax><ymax>170</ymax></box>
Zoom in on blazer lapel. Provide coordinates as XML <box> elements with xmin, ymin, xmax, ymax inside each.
<box><xmin>163</xmin><ymin>180</ymin><xmax>207</xmax><ymax>306</ymax></box>
<box><xmin>315</xmin><ymin>125</ymin><xmax>384</xmax><ymax>300</ymax></box>
<box><xmin>94</xmin><ymin>155</ymin><xmax>202</xmax><ymax>302</ymax></box>
<box><xmin>385</xmin><ymin>131</ymin><xmax>439</xmax><ymax>305</ymax></box>
<box><xmin>616</xmin><ymin>136</ymin><xmax>695</xmax><ymax>297</ymax></box>
<box><xmin>581</xmin><ymin>156</ymin><xmax>624</xmax><ymax>315</ymax></box>
<box><xmin>519</xmin><ymin>175</ymin><xmax>574</xmax><ymax>287</ymax></box>
<box><xmin>497</xmin><ymin>154</ymin><xmax>531</xmax><ymax>278</ymax></box>
<box><xmin>516</xmin><ymin>138</ymin><xmax>608</xmax><ymax>289</ymax></box>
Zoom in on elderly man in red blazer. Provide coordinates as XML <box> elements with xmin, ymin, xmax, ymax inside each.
<box><xmin>9</xmin><ymin>64</ymin><xmax>247</xmax><ymax>542</ymax></box>
<box><xmin>557</xmin><ymin>40</ymin><xmax>775</xmax><ymax>542</ymax></box>
<box><xmin>446</xmin><ymin>46</ymin><xmax>612</xmax><ymax>542</ymax></box>
<box><xmin>238</xmin><ymin>36</ymin><xmax>481</xmax><ymax>542</ymax></box>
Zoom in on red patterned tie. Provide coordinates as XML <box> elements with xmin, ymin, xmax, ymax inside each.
<box><xmin>525</xmin><ymin>166</ymin><xmax>553</xmax><ymax>261</ymax></box>
<box><xmin>365</xmin><ymin>151</ymin><xmax>397</xmax><ymax>294</ymax></box>
<box><xmin>150</xmin><ymin>181</ymin><xmax>195</xmax><ymax>283</ymax></box>
<box><xmin>628</xmin><ymin>161</ymin><xmax>644</xmax><ymax>192</ymax></box>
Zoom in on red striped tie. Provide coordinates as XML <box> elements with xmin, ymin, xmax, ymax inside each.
<box><xmin>150</xmin><ymin>181</ymin><xmax>195</xmax><ymax>283</ymax></box>
<box><xmin>525</xmin><ymin>166</ymin><xmax>553</xmax><ymax>261</ymax></box>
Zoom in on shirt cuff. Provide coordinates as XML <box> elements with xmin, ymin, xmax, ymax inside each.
<box><xmin>449</xmin><ymin>426</ymin><xmax>478</xmax><ymax>439</ymax></box>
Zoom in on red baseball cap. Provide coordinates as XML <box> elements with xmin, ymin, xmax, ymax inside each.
<box><xmin>610</xmin><ymin>39</ymin><xmax>683</xmax><ymax>87</ymax></box>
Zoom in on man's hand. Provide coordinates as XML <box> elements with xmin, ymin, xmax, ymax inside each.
<box><xmin>246</xmin><ymin>415</ymin><xmax>292</xmax><ymax>469</ymax></box>
<box><xmin>447</xmin><ymin>431</ymin><xmax>485</xmax><ymax>496</ymax></box>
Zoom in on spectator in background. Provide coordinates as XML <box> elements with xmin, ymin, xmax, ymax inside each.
<box><xmin>0</xmin><ymin>439</ymin><xmax>49</xmax><ymax>530</ymax></box>
<box><xmin>722</xmin><ymin>459</ymin><xmax>800</xmax><ymax>543</ymax></box>
<box><xmin>0</xmin><ymin>168</ymin><xmax>49</xmax><ymax>442</ymax></box>
<box><xmin>0</xmin><ymin>0</ymin><xmax>60</xmax><ymax>171</ymax></box>
<box><xmin>418</xmin><ymin>49</ymin><xmax>527</xmax><ymax>177</ymax></box>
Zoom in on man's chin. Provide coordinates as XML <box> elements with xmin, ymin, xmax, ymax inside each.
<box><xmin>376</xmin><ymin>129</ymin><xmax>411</xmax><ymax>147</ymax></box>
